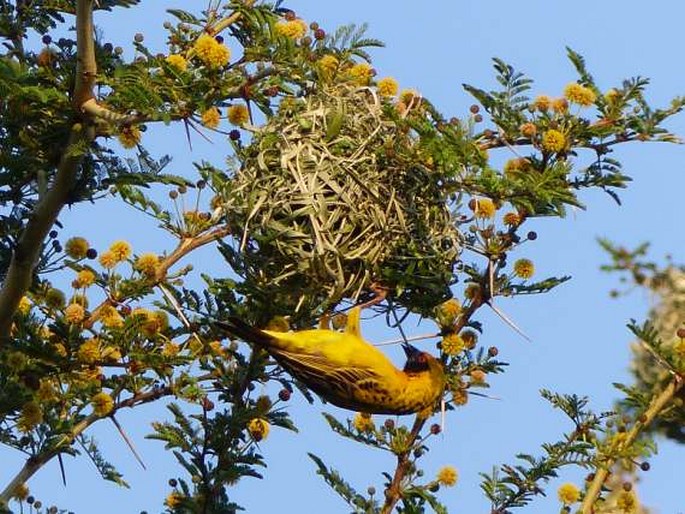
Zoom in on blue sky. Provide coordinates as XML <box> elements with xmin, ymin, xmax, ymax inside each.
<box><xmin>3</xmin><ymin>1</ymin><xmax>685</xmax><ymax>513</ymax></box>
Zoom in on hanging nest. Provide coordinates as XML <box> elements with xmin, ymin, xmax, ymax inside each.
<box><xmin>222</xmin><ymin>85</ymin><xmax>462</xmax><ymax>316</ymax></box>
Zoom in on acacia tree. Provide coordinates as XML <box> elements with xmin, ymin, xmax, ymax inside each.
<box><xmin>0</xmin><ymin>1</ymin><xmax>683</xmax><ymax>513</ymax></box>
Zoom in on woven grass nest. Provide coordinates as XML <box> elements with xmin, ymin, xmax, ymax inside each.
<box><xmin>223</xmin><ymin>85</ymin><xmax>463</xmax><ymax>315</ymax></box>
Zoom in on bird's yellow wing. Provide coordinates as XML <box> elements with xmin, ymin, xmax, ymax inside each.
<box><xmin>271</xmin><ymin>348</ymin><xmax>393</xmax><ymax>410</ymax></box>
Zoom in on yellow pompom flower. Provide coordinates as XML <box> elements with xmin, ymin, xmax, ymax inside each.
<box><xmin>352</xmin><ymin>412</ymin><xmax>374</xmax><ymax>432</ymax></box>
<box><xmin>275</xmin><ymin>19</ymin><xmax>308</xmax><ymax>39</ymax></box>
<box><xmin>604</xmin><ymin>88</ymin><xmax>621</xmax><ymax>104</ymax></box>
<box><xmin>109</xmin><ymin>240</ymin><xmax>131</xmax><ymax>262</ymax></box>
<box><xmin>470</xmin><ymin>369</ymin><xmax>487</xmax><ymax>384</ymax></box>
<box><xmin>161</xmin><ymin>342</ymin><xmax>181</xmax><ymax>357</ymax></box>
<box><xmin>541</xmin><ymin>129</ymin><xmax>566</xmax><ymax>153</ymax></box>
<box><xmin>377</xmin><ymin>76</ymin><xmax>399</xmax><ymax>97</ymax></box>
<box><xmin>141</xmin><ymin>310</ymin><xmax>168</xmax><ymax>336</ymax></box>
<box><xmin>513</xmin><ymin>258</ymin><xmax>535</xmax><ymax>279</ymax></box>
<box><xmin>165</xmin><ymin>53</ymin><xmax>187</xmax><ymax>71</ymax></box>
<box><xmin>227</xmin><ymin>104</ymin><xmax>249</xmax><ymax>126</ymax></box>
<box><xmin>165</xmin><ymin>492</ymin><xmax>184</xmax><ymax>509</ymax></box>
<box><xmin>78</xmin><ymin>338</ymin><xmax>101</xmax><ymax>364</ymax></box>
<box><xmin>317</xmin><ymin>54</ymin><xmax>339</xmax><ymax>80</ymax></box>
<box><xmin>247</xmin><ymin>418</ymin><xmax>270</xmax><ymax>441</ymax></box>
<box><xmin>98</xmin><ymin>250</ymin><xmax>117</xmax><ymax>269</ymax></box>
<box><xmin>18</xmin><ymin>401</ymin><xmax>43</xmax><ymax>432</ymax></box>
<box><xmin>98</xmin><ymin>305</ymin><xmax>124</xmax><ymax>329</ymax></box>
<box><xmin>201</xmin><ymin>107</ymin><xmax>221</xmax><ymax>129</ymax></box>
<box><xmin>348</xmin><ymin>62</ymin><xmax>373</xmax><ymax>85</ymax></box>
<box><xmin>552</xmin><ymin>97</ymin><xmax>569</xmax><ymax>114</ymax></box>
<box><xmin>76</xmin><ymin>269</ymin><xmax>96</xmax><ymax>287</ymax></box>
<box><xmin>36</xmin><ymin>379</ymin><xmax>58</xmax><ymax>403</ymax></box>
<box><xmin>91</xmin><ymin>391</ymin><xmax>114</xmax><ymax>416</ymax></box>
<box><xmin>532</xmin><ymin>95</ymin><xmax>552</xmax><ymax>112</ymax></box>
<box><xmin>193</xmin><ymin>33</ymin><xmax>230</xmax><ymax>68</ymax></box>
<box><xmin>65</xmin><ymin>236</ymin><xmax>90</xmax><ymax>259</ymax></box>
<box><xmin>441</xmin><ymin>333</ymin><xmax>465</xmax><ymax>356</ymax></box>
<box><xmin>436</xmin><ymin>466</ymin><xmax>458</xmax><ymax>487</ymax></box>
<box><xmin>615</xmin><ymin>490</ymin><xmax>638</xmax><ymax>513</ymax></box>
<box><xmin>134</xmin><ymin>253</ymin><xmax>160</xmax><ymax>277</ymax></box>
<box><xmin>519</xmin><ymin>122</ymin><xmax>537</xmax><ymax>137</ymax></box>
<box><xmin>436</xmin><ymin>298</ymin><xmax>461</xmax><ymax>326</ymax></box>
<box><xmin>563</xmin><ymin>82</ymin><xmax>596</xmax><ymax>107</ymax></box>
<box><xmin>471</xmin><ymin>197</ymin><xmax>496</xmax><ymax>219</ymax></box>
<box><xmin>503</xmin><ymin>157</ymin><xmax>530</xmax><ymax>177</ymax></box>
<box><xmin>17</xmin><ymin>296</ymin><xmax>31</xmax><ymax>315</ymax></box>
<box><xmin>502</xmin><ymin>212</ymin><xmax>521</xmax><ymax>227</ymax></box>
<box><xmin>64</xmin><ymin>302</ymin><xmax>85</xmax><ymax>324</ymax></box>
<box><xmin>118</xmin><ymin>125</ymin><xmax>141</xmax><ymax>149</ymax></box>
<box><xmin>45</xmin><ymin>288</ymin><xmax>66</xmax><ymax>309</ymax></box>
<box><xmin>557</xmin><ymin>483</ymin><xmax>580</xmax><ymax>505</ymax></box>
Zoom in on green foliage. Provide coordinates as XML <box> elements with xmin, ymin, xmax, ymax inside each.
<box><xmin>1</xmin><ymin>1</ymin><xmax>684</xmax><ymax>513</ymax></box>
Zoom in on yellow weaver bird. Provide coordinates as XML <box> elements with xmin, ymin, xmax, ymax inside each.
<box><xmin>216</xmin><ymin>307</ymin><xmax>445</xmax><ymax>415</ymax></box>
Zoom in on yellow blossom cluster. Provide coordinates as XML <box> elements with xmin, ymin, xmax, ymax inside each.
<box><xmin>557</xmin><ymin>482</ymin><xmax>580</xmax><ymax>505</ymax></box>
<box><xmin>227</xmin><ymin>104</ymin><xmax>249</xmax><ymax>126</ymax></box>
<box><xmin>78</xmin><ymin>338</ymin><xmax>101</xmax><ymax>363</ymax></box>
<box><xmin>441</xmin><ymin>333</ymin><xmax>465</xmax><ymax>356</ymax></box>
<box><xmin>134</xmin><ymin>252</ymin><xmax>160</xmax><ymax>277</ymax></box>
<box><xmin>247</xmin><ymin>418</ymin><xmax>270</xmax><ymax>441</ymax></box>
<box><xmin>118</xmin><ymin>125</ymin><xmax>141</xmax><ymax>149</ymax></box>
<box><xmin>18</xmin><ymin>296</ymin><xmax>31</xmax><ymax>315</ymax></box>
<box><xmin>201</xmin><ymin>107</ymin><xmax>221</xmax><ymax>129</ymax></box>
<box><xmin>541</xmin><ymin>129</ymin><xmax>566</xmax><ymax>153</ymax></box>
<box><xmin>274</xmin><ymin>19</ymin><xmax>308</xmax><ymax>39</ymax></box>
<box><xmin>18</xmin><ymin>401</ymin><xmax>43</xmax><ymax>432</ymax></box>
<box><xmin>64</xmin><ymin>302</ymin><xmax>85</xmax><ymax>324</ymax></box>
<box><xmin>436</xmin><ymin>466</ymin><xmax>458</xmax><ymax>486</ymax></box>
<box><xmin>513</xmin><ymin>258</ymin><xmax>535</xmax><ymax>279</ymax></box>
<box><xmin>376</xmin><ymin>76</ymin><xmax>399</xmax><ymax>97</ymax></box>
<box><xmin>532</xmin><ymin>95</ymin><xmax>552</xmax><ymax>112</ymax></box>
<box><xmin>352</xmin><ymin>412</ymin><xmax>374</xmax><ymax>432</ymax></box>
<box><xmin>165</xmin><ymin>53</ymin><xmax>187</xmax><ymax>71</ymax></box>
<box><xmin>76</xmin><ymin>269</ymin><xmax>96</xmax><ymax>288</ymax></box>
<box><xmin>317</xmin><ymin>54</ymin><xmax>339</xmax><ymax>80</ymax></box>
<box><xmin>193</xmin><ymin>34</ymin><xmax>230</xmax><ymax>68</ymax></box>
<box><xmin>563</xmin><ymin>82</ymin><xmax>596</xmax><ymax>106</ymax></box>
<box><xmin>98</xmin><ymin>305</ymin><xmax>124</xmax><ymax>329</ymax></box>
<box><xmin>502</xmin><ymin>212</ymin><xmax>521</xmax><ymax>226</ymax></box>
<box><xmin>470</xmin><ymin>197</ymin><xmax>496</xmax><ymax>219</ymax></box>
<box><xmin>65</xmin><ymin>237</ymin><xmax>89</xmax><ymax>259</ymax></box>
<box><xmin>347</xmin><ymin>62</ymin><xmax>372</xmax><ymax>85</ymax></box>
<box><xmin>91</xmin><ymin>391</ymin><xmax>114</xmax><ymax>416</ymax></box>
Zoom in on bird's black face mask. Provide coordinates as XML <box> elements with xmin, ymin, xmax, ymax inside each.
<box><xmin>402</xmin><ymin>343</ymin><xmax>430</xmax><ymax>373</ymax></box>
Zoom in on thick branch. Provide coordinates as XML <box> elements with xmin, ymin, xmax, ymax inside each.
<box><xmin>580</xmin><ymin>375</ymin><xmax>683</xmax><ymax>513</ymax></box>
<box><xmin>0</xmin><ymin>0</ymin><xmax>98</xmax><ymax>341</ymax></box>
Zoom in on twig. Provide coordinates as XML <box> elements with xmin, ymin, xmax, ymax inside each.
<box><xmin>154</xmin><ymin>225</ymin><xmax>231</xmax><ymax>282</ymax></box>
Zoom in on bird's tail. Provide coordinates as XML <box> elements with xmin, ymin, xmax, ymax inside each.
<box><xmin>214</xmin><ymin>318</ymin><xmax>274</xmax><ymax>348</ymax></box>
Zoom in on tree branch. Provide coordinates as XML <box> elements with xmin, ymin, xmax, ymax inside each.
<box><xmin>580</xmin><ymin>374</ymin><xmax>684</xmax><ymax>513</ymax></box>
<box><xmin>0</xmin><ymin>0</ymin><xmax>98</xmax><ymax>341</ymax></box>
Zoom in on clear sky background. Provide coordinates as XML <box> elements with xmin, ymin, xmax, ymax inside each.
<box><xmin>3</xmin><ymin>1</ymin><xmax>685</xmax><ymax>513</ymax></box>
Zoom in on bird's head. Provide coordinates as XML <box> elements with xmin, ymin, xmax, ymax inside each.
<box><xmin>402</xmin><ymin>343</ymin><xmax>443</xmax><ymax>376</ymax></box>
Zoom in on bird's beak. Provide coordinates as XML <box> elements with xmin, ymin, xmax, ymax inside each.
<box><xmin>402</xmin><ymin>342</ymin><xmax>420</xmax><ymax>358</ymax></box>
